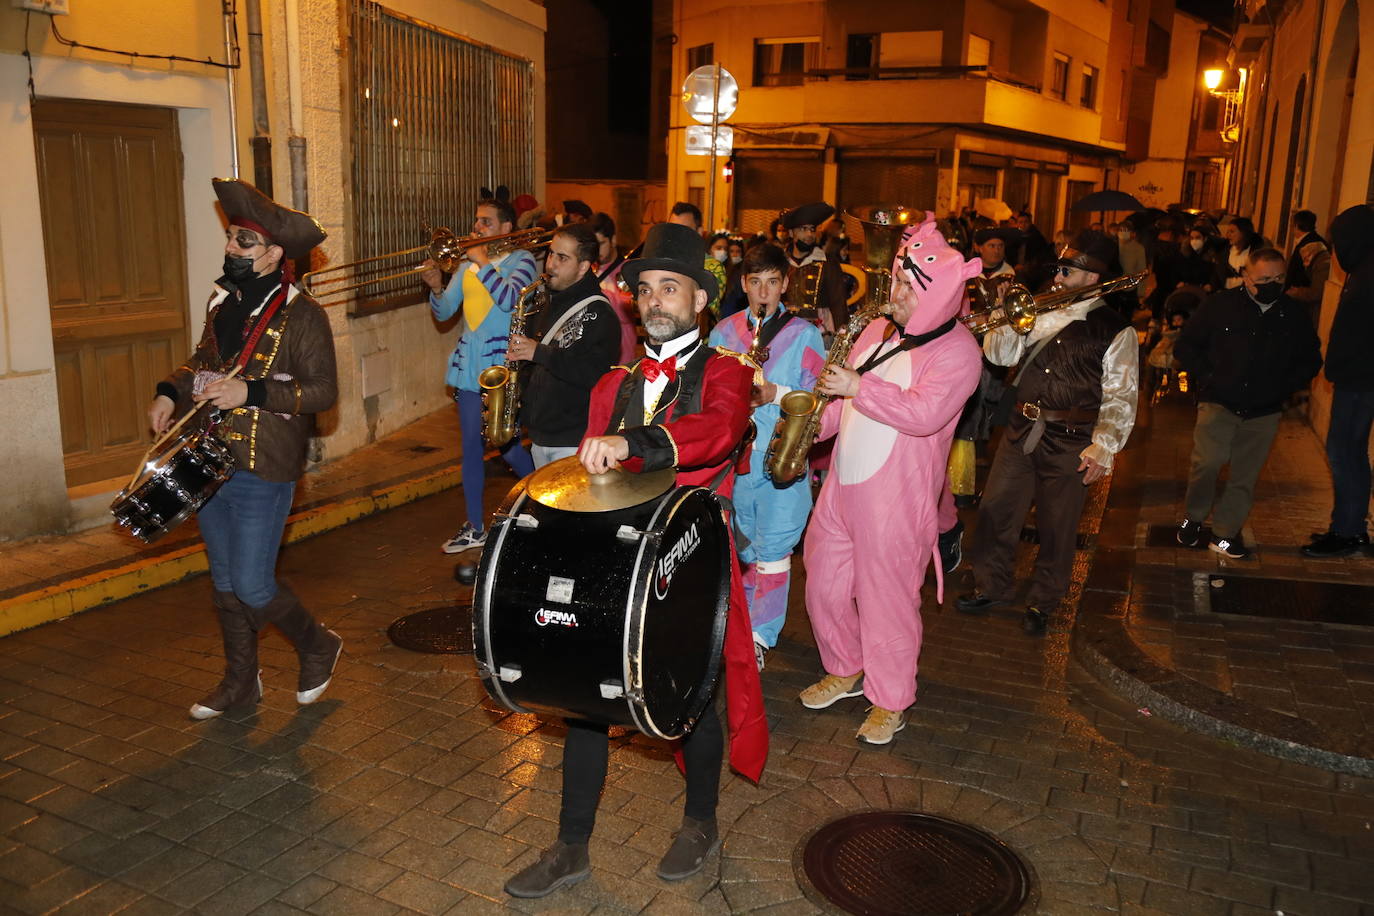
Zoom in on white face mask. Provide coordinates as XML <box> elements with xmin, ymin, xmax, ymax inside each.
<box><xmin>1117</xmin><ymin>232</ymin><xmax>1131</xmax><ymax>242</ymax></box>
<box><xmin>729</xmin><ymin>255</ymin><xmax>742</xmax><ymax>265</ymax></box>
<box><xmin>711</xmin><ymin>251</ymin><xmax>727</xmax><ymax>263</ymax></box>
<box><xmin>1190</xmin><ymin>238</ymin><xmax>1206</xmax><ymax>252</ymax></box>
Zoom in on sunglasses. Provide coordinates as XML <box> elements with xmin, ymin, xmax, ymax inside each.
<box><xmin>1055</xmin><ymin>265</ymin><xmax>1074</xmax><ymax>277</ymax></box>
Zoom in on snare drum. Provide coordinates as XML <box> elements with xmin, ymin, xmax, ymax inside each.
<box><xmin>111</xmin><ymin>429</ymin><xmax>235</xmax><ymax>543</ymax></box>
<box><xmin>472</xmin><ymin>457</ymin><xmax>731</xmax><ymax>739</ymax></box>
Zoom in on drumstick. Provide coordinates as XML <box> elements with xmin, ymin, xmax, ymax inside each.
<box><xmin>127</xmin><ymin>366</ymin><xmax>243</xmax><ymax>491</ymax></box>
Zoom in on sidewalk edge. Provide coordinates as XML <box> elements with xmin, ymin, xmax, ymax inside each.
<box><xmin>0</xmin><ymin>465</ymin><xmax>459</xmax><ymax>639</ymax></box>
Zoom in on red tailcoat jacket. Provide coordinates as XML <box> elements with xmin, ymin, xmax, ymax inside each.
<box><xmin>582</xmin><ymin>344</ymin><xmax>769</xmax><ymax>782</ymax></box>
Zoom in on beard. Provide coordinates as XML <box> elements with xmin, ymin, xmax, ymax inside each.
<box><xmin>643</xmin><ymin>309</ymin><xmax>698</xmax><ymax>344</ymax></box>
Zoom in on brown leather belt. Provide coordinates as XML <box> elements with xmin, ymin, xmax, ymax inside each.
<box><xmin>1015</xmin><ymin>401</ymin><xmax>1098</xmax><ymax>425</ymax></box>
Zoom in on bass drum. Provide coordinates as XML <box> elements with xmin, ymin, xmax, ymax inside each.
<box><xmin>472</xmin><ymin>462</ymin><xmax>731</xmax><ymax>740</ymax></box>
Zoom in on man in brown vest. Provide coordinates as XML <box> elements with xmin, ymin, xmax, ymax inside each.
<box><xmin>956</xmin><ymin>234</ymin><xmax>1139</xmax><ymax>635</ymax></box>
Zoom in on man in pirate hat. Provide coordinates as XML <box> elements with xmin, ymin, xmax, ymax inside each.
<box><xmin>148</xmin><ymin>178</ymin><xmax>342</xmax><ymax>720</ymax></box>
<box><xmin>781</xmin><ymin>201</ymin><xmax>848</xmax><ymax>337</ymax></box>
<box><xmin>504</xmin><ymin>222</ymin><xmax>767</xmax><ymax>899</ymax></box>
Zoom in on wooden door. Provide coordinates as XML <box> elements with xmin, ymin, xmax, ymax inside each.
<box><xmin>33</xmin><ymin>100</ymin><xmax>190</xmax><ymax>487</ymax></box>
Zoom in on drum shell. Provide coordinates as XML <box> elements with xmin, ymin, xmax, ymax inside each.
<box><xmin>473</xmin><ymin>484</ymin><xmax>730</xmax><ymax>739</ymax></box>
<box><xmin>111</xmin><ymin>431</ymin><xmax>235</xmax><ymax>543</ymax></box>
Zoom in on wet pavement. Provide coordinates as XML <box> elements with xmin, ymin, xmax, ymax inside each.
<box><xmin>3</xmin><ymin>401</ymin><xmax>1374</xmax><ymax>914</ymax></box>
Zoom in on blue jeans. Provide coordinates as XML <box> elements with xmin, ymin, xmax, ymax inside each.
<box><xmin>456</xmin><ymin>389</ymin><xmax>533</xmax><ymax>529</ymax></box>
<box><xmin>198</xmin><ymin>470</ymin><xmax>296</xmax><ymax>609</ymax></box>
<box><xmin>1326</xmin><ymin>386</ymin><xmax>1374</xmax><ymax>537</ymax></box>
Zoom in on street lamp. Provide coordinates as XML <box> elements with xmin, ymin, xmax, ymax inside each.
<box><xmin>1203</xmin><ymin>67</ymin><xmax>1246</xmax><ymax>144</ymax></box>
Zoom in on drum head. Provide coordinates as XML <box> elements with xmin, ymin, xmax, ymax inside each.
<box><xmin>627</xmin><ymin>487</ymin><xmax>731</xmax><ymax>738</ymax></box>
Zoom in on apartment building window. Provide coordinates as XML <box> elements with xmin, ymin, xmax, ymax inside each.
<box><xmin>1081</xmin><ymin>65</ymin><xmax>1099</xmax><ymax>109</ymax></box>
<box><xmin>687</xmin><ymin>43</ymin><xmax>714</xmax><ymax>71</ymax></box>
<box><xmin>968</xmin><ymin>34</ymin><xmax>991</xmax><ymax>70</ymax></box>
<box><xmin>1050</xmin><ymin>53</ymin><xmax>1070</xmax><ymax>100</ymax></box>
<box><xmin>846</xmin><ymin>33</ymin><xmax>876</xmax><ymax>79</ymax></box>
<box><xmin>754</xmin><ymin>37</ymin><xmax>819</xmax><ymax>87</ymax></box>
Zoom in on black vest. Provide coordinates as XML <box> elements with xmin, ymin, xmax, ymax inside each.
<box><xmin>604</xmin><ymin>344</ymin><xmax>715</xmax><ymax>432</ymax></box>
<box><xmin>1015</xmin><ymin>305</ymin><xmax>1129</xmax><ymax>413</ymax></box>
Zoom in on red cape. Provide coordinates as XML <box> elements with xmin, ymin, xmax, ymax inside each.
<box><xmin>583</xmin><ymin>352</ymin><xmax>769</xmax><ymax>782</ymax></box>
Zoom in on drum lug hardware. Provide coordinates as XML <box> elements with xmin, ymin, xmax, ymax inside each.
<box><xmin>598</xmin><ymin>679</ymin><xmax>625</xmax><ymax>700</ymax></box>
<box><xmin>514</xmin><ymin>513</ymin><xmax>539</xmax><ymax>529</ymax></box>
<box><xmin>498</xmin><ymin>664</ymin><xmax>523</xmax><ymax>683</ymax></box>
<box><xmin>474</xmin><ymin>661</ymin><xmax>492</xmax><ymax>679</ymax></box>
<box><xmin>625</xmin><ymin>687</ymin><xmax>646</xmax><ymax>703</ymax></box>
<box><xmin>615</xmin><ymin>525</ymin><xmax>642</xmax><ymax>542</ymax></box>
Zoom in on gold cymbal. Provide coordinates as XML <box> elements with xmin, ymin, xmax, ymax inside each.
<box><xmin>525</xmin><ymin>456</ymin><xmax>675</xmax><ymax>512</ymax></box>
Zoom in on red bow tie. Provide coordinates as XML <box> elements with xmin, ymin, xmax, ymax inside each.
<box><xmin>641</xmin><ymin>355</ymin><xmax>678</xmax><ymax>383</ymax></box>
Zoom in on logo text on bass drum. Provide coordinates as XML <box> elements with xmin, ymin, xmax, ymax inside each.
<box><xmin>534</xmin><ymin>607</ymin><xmax>579</xmax><ymax>627</ymax></box>
<box><xmin>654</xmin><ymin>521</ymin><xmax>701</xmax><ymax>600</ymax></box>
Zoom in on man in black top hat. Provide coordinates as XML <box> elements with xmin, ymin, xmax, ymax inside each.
<box><xmin>147</xmin><ymin>178</ymin><xmax>342</xmax><ymax>719</ymax></box>
<box><xmin>504</xmin><ymin>222</ymin><xmax>767</xmax><ymax>899</ymax></box>
<box><xmin>958</xmin><ymin>233</ymin><xmax>1139</xmax><ymax>635</ymax></box>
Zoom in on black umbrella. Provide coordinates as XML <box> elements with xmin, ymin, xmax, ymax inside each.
<box><xmin>1071</xmin><ymin>190</ymin><xmax>1146</xmax><ymax>212</ymax></box>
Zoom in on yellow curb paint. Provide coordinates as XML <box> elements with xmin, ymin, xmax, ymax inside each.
<box><xmin>0</xmin><ymin>465</ymin><xmax>461</xmax><ymax>638</ymax></box>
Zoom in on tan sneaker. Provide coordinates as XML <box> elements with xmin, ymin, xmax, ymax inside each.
<box><xmin>855</xmin><ymin>705</ymin><xmax>907</xmax><ymax>745</ymax></box>
<box><xmin>798</xmin><ymin>672</ymin><xmax>864</xmax><ymax>709</ymax></box>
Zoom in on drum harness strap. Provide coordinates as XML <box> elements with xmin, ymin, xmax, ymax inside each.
<box><xmin>606</xmin><ymin>346</ymin><xmax>755</xmax><ymax>550</ymax></box>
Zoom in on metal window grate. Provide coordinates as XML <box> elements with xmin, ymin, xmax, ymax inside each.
<box><xmin>348</xmin><ymin>1</ymin><xmax>535</xmax><ymax>311</ymax></box>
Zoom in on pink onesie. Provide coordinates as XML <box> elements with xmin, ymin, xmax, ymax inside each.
<box><xmin>804</xmin><ymin>215</ymin><xmax>983</xmax><ymax>712</ymax></box>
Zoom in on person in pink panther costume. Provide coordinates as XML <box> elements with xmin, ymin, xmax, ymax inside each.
<box><xmin>799</xmin><ymin>213</ymin><xmax>984</xmax><ymax>745</ymax></box>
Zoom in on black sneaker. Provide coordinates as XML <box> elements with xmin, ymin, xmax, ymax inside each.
<box><xmin>1176</xmin><ymin>519</ymin><xmax>1202</xmax><ymax>548</ymax></box>
<box><xmin>939</xmin><ymin>520</ymin><xmax>964</xmax><ymax>574</ymax></box>
<box><xmin>1301</xmin><ymin>532</ymin><xmax>1370</xmax><ymax>559</ymax></box>
<box><xmin>1022</xmin><ymin>606</ymin><xmax>1049</xmax><ymax>636</ymax></box>
<box><xmin>1209</xmin><ymin>534</ymin><xmax>1249</xmax><ymax>559</ymax></box>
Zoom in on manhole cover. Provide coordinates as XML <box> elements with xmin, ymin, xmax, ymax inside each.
<box><xmin>798</xmin><ymin>811</ymin><xmax>1030</xmax><ymax>916</ymax></box>
<box><xmin>1202</xmin><ymin>575</ymin><xmax>1374</xmax><ymax>627</ymax></box>
<box><xmin>387</xmin><ymin>605</ymin><xmax>473</xmax><ymax>653</ymax></box>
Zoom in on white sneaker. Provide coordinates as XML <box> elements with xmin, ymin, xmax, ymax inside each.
<box><xmin>441</xmin><ymin>523</ymin><xmax>487</xmax><ymax>554</ymax></box>
<box><xmin>753</xmin><ymin>640</ymin><xmax>768</xmax><ymax>672</ymax></box>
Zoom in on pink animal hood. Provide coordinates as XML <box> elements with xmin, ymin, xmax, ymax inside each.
<box><xmin>890</xmin><ymin>212</ymin><xmax>983</xmax><ymax>335</ymax></box>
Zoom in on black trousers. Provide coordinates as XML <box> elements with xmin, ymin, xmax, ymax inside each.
<box><xmin>971</xmin><ymin>420</ymin><xmax>1092</xmax><ymax>608</ymax></box>
<box><xmin>558</xmin><ymin>702</ymin><xmax>723</xmax><ymax>844</ymax></box>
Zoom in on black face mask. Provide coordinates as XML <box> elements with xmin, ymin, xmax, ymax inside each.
<box><xmin>794</xmin><ymin>239</ymin><xmax>815</xmax><ymax>255</ymax></box>
<box><xmin>223</xmin><ymin>254</ymin><xmax>257</xmax><ymax>283</ymax></box>
<box><xmin>1251</xmin><ymin>281</ymin><xmax>1283</xmax><ymax>305</ymax></box>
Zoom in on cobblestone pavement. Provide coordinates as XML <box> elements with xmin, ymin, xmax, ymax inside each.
<box><xmin>4</xmin><ymin>450</ymin><xmax>1374</xmax><ymax>914</ymax></box>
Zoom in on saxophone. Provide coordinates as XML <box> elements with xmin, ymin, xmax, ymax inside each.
<box><xmin>764</xmin><ymin>300</ymin><xmax>882</xmax><ymax>484</ymax></box>
<box><xmin>478</xmin><ymin>274</ymin><xmax>548</xmax><ymax>448</ymax></box>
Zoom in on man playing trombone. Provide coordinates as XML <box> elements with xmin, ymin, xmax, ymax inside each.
<box><xmin>957</xmin><ymin>234</ymin><xmax>1139</xmax><ymax>636</ymax></box>
<box><xmin>422</xmin><ymin>197</ymin><xmax>537</xmax><ymax>553</ymax></box>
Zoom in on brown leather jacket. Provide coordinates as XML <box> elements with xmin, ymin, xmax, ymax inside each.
<box><xmin>164</xmin><ymin>285</ymin><xmax>338</xmax><ymax>482</ymax></box>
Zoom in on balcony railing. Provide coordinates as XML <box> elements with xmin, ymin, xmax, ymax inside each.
<box><xmin>803</xmin><ymin>64</ymin><xmax>1041</xmax><ymax>93</ymax></box>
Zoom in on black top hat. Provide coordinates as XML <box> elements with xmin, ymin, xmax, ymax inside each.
<box><xmin>562</xmin><ymin>199</ymin><xmax>593</xmax><ymax>220</ymax></box>
<box><xmin>213</xmin><ymin>178</ymin><xmax>325</xmax><ymax>259</ymax></box>
<box><xmin>1056</xmin><ymin>231</ymin><xmax>1116</xmax><ymax>276</ymax></box>
<box><xmin>781</xmin><ymin>201</ymin><xmax>835</xmax><ymax>230</ymax></box>
<box><xmin>620</xmin><ymin>223</ymin><xmax>718</xmax><ymax>301</ymax></box>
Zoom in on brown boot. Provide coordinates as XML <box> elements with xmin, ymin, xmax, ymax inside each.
<box><xmin>258</xmin><ymin>584</ymin><xmax>343</xmax><ymax>705</ymax></box>
<box><xmin>190</xmin><ymin>590</ymin><xmax>262</xmax><ymax>720</ymax></box>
